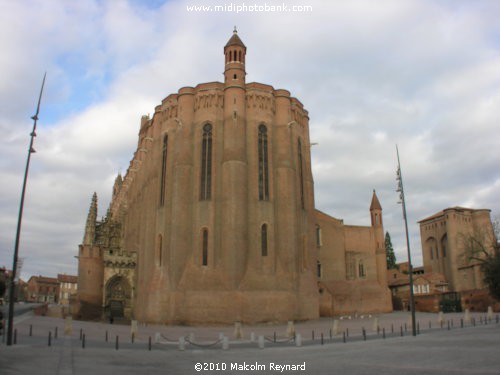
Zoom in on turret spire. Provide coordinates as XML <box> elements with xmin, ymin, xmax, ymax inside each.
<box><xmin>83</xmin><ymin>192</ymin><xmax>98</xmax><ymax>245</ymax></box>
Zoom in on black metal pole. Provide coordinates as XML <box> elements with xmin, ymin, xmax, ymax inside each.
<box><xmin>396</xmin><ymin>145</ymin><xmax>417</xmax><ymax>336</ymax></box>
<box><xmin>7</xmin><ymin>73</ymin><xmax>46</xmax><ymax>346</ymax></box>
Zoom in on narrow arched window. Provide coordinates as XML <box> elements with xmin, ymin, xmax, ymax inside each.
<box><xmin>238</xmin><ymin>50</ymin><xmax>242</xmax><ymax>62</ymax></box>
<box><xmin>358</xmin><ymin>261</ymin><xmax>366</xmax><ymax>278</ymax></box>
<box><xmin>202</xmin><ymin>229</ymin><xmax>208</xmax><ymax>266</ymax></box>
<box><xmin>316</xmin><ymin>225</ymin><xmax>322</xmax><ymax>247</ymax></box>
<box><xmin>157</xmin><ymin>234</ymin><xmax>162</xmax><ymax>267</ymax></box>
<box><xmin>261</xmin><ymin>224</ymin><xmax>268</xmax><ymax>256</ymax></box>
<box><xmin>317</xmin><ymin>261</ymin><xmax>322</xmax><ymax>278</ymax></box>
<box><xmin>258</xmin><ymin>125</ymin><xmax>269</xmax><ymax>200</ymax></box>
<box><xmin>200</xmin><ymin>124</ymin><xmax>212</xmax><ymax>200</ymax></box>
<box><xmin>159</xmin><ymin>135</ymin><xmax>168</xmax><ymax>205</ymax></box>
<box><xmin>298</xmin><ymin>138</ymin><xmax>305</xmax><ymax>208</ymax></box>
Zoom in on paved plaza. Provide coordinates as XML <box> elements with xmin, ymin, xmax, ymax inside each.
<box><xmin>1</xmin><ymin>311</ymin><xmax>499</xmax><ymax>374</ymax></box>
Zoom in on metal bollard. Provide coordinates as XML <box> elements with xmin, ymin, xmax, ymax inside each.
<box><xmin>362</xmin><ymin>328</ymin><xmax>366</xmax><ymax>341</ymax></box>
<box><xmin>131</xmin><ymin>332</ymin><xmax>135</xmax><ymax>344</ymax></box>
<box><xmin>29</xmin><ymin>324</ymin><xmax>33</xmax><ymax>337</ymax></box>
<box><xmin>274</xmin><ymin>331</ymin><xmax>276</xmax><ymax>343</ymax></box>
<box><xmin>48</xmin><ymin>331</ymin><xmax>52</xmax><ymax>347</ymax></box>
<box><xmin>400</xmin><ymin>326</ymin><xmax>403</xmax><ymax>337</ymax></box>
<box><xmin>312</xmin><ymin>330</ymin><xmax>314</xmax><ymax>341</ymax></box>
<box><xmin>382</xmin><ymin>328</ymin><xmax>386</xmax><ymax>339</ymax></box>
<box><xmin>82</xmin><ymin>334</ymin><xmax>86</xmax><ymax>349</ymax></box>
<box><xmin>14</xmin><ymin>329</ymin><xmax>17</xmax><ymax>345</ymax></box>
<box><xmin>148</xmin><ymin>336</ymin><xmax>152</xmax><ymax>351</ymax></box>
<box><xmin>461</xmin><ymin>318</ymin><xmax>464</xmax><ymax>328</ymax></box>
<box><xmin>116</xmin><ymin>335</ymin><xmax>119</xmax><ymax>350</ymax></box>
<box><xmin>391</xmin><ymin>324</ymin><xmax>394</xmax><ymax>333</ymax></box>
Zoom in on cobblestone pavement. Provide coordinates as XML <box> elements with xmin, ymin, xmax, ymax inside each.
<box><xmin>1</xmin><ymin>311</ymin><xmax>499</xmax><ymax>374</ymax></box>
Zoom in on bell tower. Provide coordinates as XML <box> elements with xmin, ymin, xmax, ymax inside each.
<box><xmin>224</xmin><ymin>27</ymin><xmax>246</xmax><ymax>86</ymax></box>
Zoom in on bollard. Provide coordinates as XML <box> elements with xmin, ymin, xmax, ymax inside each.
<box><xmin>332</xmin><ymin>319</ymin><xmax>339</xmax><ymax>336</ymax></box>
<box><xmin>148</xmin><ymin>336</ymin><xmax>152</xmax><ymax>351</ymax></box>
<box><xmin>82</xmin><ymin>334</ymin><xmax>86</xmax><ymax>349</ymax></box>
<box><xmin>14</xmin><ymin>329</ymin><xmax>17</xmax><ymax>344</ymax></box>
<box><xmin>461</xmin><ymin>318</ymin><xmax>464</xmax><ymax>328</ymax></box>
<box><xmin>178</xmin><ymin>336</ymin><xmax>185</xmax><ymax>351</ymax></box>
<box><xmin>64</xmin><ymin>316</ymin><xmax>72</xmax><ymax>336</ymax></box>
<box><xmin>312</xmin><ymin>330</ymin><xmax>315</xmax><ymax>341</ymax></box>
<box><xmin>295</xmin><ymin>333</ymin><xmax>302</xmax><ymax>347</ymax></box>
<box><xmin>116</xmin><ymin>335</ymin><xmax>119</xmax><ymax>350</ymax></box>
<box><xmin>48</xmin><ymin>331</ymin><xmax>52</xmax><ymax>347</ymax></box>
<box><xmin>400</xmin><ymin>326</ymin><xmax>403</xmax><ymax>337</ymax></box>
<box><xmin>106</xmin><ymin>330</ymin><xmax>108</xmax><ymax>342</ymax></box>
<box><xmin>234</xmin><ymin>322</ymin><xmax>243</xmax><ymax>340</ymax></box>
<box><xmin>343</xmin><ymin>331</ymin><xmax>346</xmax><ymax>343</ymax></box>
<box><xmin>362</xmin><ymin>328</ymin><xmax>366</xmax><ymax>341</ymax></box>
<box><xmin>131</xmin><ymin>320</ymin><xmax>138</xmax><ymax>337</ymax></box>
<box><xmin>321</xmin><ymin>333</ymin><xmax>324</xmax><ymax>345</ymax></box>
<box><xmin>29</xmin><ymin>324</ymin><xmax>33</xmax><ymax>337</ymax></box>
<box><xmin>382</xmin><ymin>327</ymin><xmax>386</xmax><ymax>339</ymax></box>
<box><xmin>131</xmin><ymin>332</ymin><xmax>135</xmax><ymax>344</ymax></box>
<box><xmin>274</xmin><ymin>331</ymin><xmax>276</xmax><ymax>343</ymax></box>
<box><xmin>329</xmin><ymin>328</ymin><xmax>332</xmax><ymax>340</ymax></box>
<box><xmin>286</xmin><ymin>321</ymin><xmax>295</xmax><ymax>338</ymax></box>
<box><xmin>346</xmin><ymin>328</ymin><xmax>349</xmax><ymax>337</ymax></box>
<box><xmin>55</xmin><ymin>327</ymin><xmax>58</xmax><ymax>339</ymax></box>
<box><xmin>464</xmin><ymin>309</ymin><xmax>471</xmax><ymax>324</ymax></box>
<box><xmin>258</xmin><ymin>335</ymin><xmax>265</xmax><ymax>349</ymax></box>
<box><xmin>391</xmin><ymin>324</ymin><xmax>394</xmax><ymax>334</ymax></box>
<box><xmin>372</xmin><ymin>317</ymin><xmax>379</xmax><ymax>332</ymax></box>
<box><xmin>222</xmin><ymin>336</ymin><xmax>229</xmax><ymax>350</ymax></box>
<box><xmin>447</xmin><ymin>320</ymin><xmax>450</xmax><ymax>330</ymax></box>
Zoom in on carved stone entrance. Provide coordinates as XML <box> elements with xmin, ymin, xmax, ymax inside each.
<box><xmin>105</xmin><ymin>276</ymin><xmax>131</xmax><ymax>319</ymax></box>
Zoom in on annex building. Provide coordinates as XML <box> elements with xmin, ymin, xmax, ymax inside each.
<box><xmin>76</xmin><ymin>31</ymin><xmax>392</xmax><ymax>324</ymax></box>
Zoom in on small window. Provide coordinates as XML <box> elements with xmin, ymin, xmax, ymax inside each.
<box><xmin>261</xmin><ymin>224</ymin><xmax>268</xmax><ymax>256</ymax></box>
<box><xmin>233</xmin><ymin>74</ymin><xmax>237</xmax><ymax>79</ymax></box>
<box><xmin>202</xmin><ymin>229</ymin><xmax>208</xmax><ymax>266</ymax></box>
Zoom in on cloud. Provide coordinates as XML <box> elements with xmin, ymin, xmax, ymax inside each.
<box><xmin>1</xmin><ymin>0</ymin><xmax>499</xmax><ymax>279</ymax></box>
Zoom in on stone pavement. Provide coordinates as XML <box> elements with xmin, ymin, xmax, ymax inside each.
<box><xmin>1</xmin><ymin>311</ymin><xmax>499</xmax><ymax>374</ymax></box>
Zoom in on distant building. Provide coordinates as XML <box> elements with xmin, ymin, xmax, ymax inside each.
<box><xmin>389</xmin><ymin>207</ymin><xmax>498</xmax><ymax>312</ymax></box>
<box><xmin>76</xmin><ymin>30</ymin><xmax>392</xmax><ymax>324</ymax></box>
<box><xmin>27</xmin><ymin>276</ymin><xmax>59</xmax><ymax>303</ymax></box>
<box><xmin>57</xmin><ymin>274</ymin><xmax>78</xmax><ymax>306</ymax></box>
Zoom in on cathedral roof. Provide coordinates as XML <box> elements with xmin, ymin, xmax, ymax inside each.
<box><xmin>370</xmin><ymin>190</ymin><xmax>382</xmax><ymax>211</ymax></box>
<box><xmin>225</xmin><ymin>28</ymin><xmax>246</xmax><ymax>49</ymax></box>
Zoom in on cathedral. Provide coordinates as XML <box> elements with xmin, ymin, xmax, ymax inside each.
<box><xmin>76</xmin><ymin>30</ymin><xmax>392</xmax><ymax>324</ymax></box>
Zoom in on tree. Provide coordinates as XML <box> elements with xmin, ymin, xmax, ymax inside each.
<box><xmin>462</xmin><ymin>218</ymin><xmax>500</xmax><ymax>301</ymax></box>
<box><xmin>385</xmin><ymin>231</ymin><xmax>397</xmax><ymax>269</ymax></box>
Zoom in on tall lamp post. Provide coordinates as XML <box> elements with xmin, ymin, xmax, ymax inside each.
<box><xmin>7</xmin><ymin>73</ymin><xmax>46</xmax><ymax>346</ymax></box>
<box><xmin>396</xmin><ymin>145</ymin><xmax>417</xmax><ymax>336</ymax></box>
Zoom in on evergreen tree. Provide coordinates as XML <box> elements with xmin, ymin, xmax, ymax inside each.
<box><xmin>385</xmin><ymin>231</ymin><xmax>397</xmax><ymax>269</ymax></box>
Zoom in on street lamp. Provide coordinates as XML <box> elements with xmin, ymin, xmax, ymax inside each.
<box><xmin>396</xmin><ymin>145</ymin><xmax>417</xmax><ymax>336</ymax></box>
<box><xmin>7</xmin><ymin>73</ymin><xmax>46</xmax><ymax>345</ymax></box>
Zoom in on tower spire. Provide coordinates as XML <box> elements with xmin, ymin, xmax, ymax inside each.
<box><xmin>83</xmin><ymin>192</ymin><xmax>97</xmax><ymax>245</ymax></box>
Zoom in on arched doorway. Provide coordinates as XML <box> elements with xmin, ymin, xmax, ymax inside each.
<box><xmin>105</xmin><ymin>276</ymin><xmax>131</xmax><ymax>319</ymax></box>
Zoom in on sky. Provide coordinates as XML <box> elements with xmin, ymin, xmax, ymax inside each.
<box><xmin>1</xmin><ymin>0</ymin><xmax>499</xmax><ymax>280</ymax></box>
